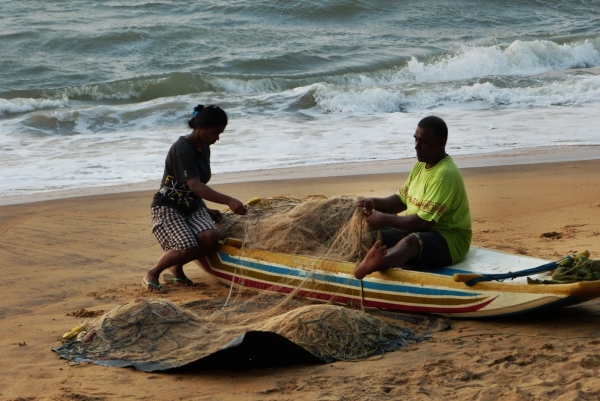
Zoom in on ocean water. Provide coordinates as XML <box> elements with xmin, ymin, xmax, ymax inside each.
<box><xmin>1</xmin><ymin>0</ymin><xmax>600</xmax><ymax>199</ymax></box>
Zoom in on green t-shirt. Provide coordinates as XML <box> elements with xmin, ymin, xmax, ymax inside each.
<box><xmin>396</xmin><ymin>156</ymin><xmax>472</xmax><ymax>264</ymax></box>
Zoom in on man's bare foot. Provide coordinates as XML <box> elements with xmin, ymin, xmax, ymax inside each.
<box><xmin>166</xmin><ymin>265</ymin><xmax>194</xmax><ymax>286</ymax></box>
<box><xmin>142</xmin><ymin>274</ymin><xmax>164</xmax><ymax>292</ymax></box>
<box><xmin>354</xmin><ymin>240</ymin><xmax>387</xmax><ymax>279</ymax></box>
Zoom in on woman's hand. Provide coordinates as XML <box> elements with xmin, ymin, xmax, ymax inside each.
<box><xmin>228</xmin><ymin>198</ymin><xmax>247</xmax><ymax>215</ymax></box>
<box><xmin>208</xmin><ymin>209</ymin><xmax>223</xmax><ymax>222</ymax></box>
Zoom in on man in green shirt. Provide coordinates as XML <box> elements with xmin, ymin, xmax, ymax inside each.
<box><xmin>354</xmin><ymin>116</ymin><xmax>472</xmax><ymax>279</ymax></box>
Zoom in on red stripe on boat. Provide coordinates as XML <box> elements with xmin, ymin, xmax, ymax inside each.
<box><xmin>200</xmin><ymin>258</ymin><xmax>497</xmax><ymax>314</ymax></box>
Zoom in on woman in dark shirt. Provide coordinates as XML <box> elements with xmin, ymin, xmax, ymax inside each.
<box><xmin>143</xmin><ymin>104</ymin><xmax>247</xmax><ymax>291</ymax></box>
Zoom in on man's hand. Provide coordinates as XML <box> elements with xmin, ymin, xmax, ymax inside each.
<box><xmin>228</xmin><ymin>198</ymin><xmax>247</xmax><ymax>215</ymax></box>
<box><xmin>365</xmin><ymin>209</ymin><xmax>388</xmax><ymax>229</ymax></box>
<box><xmin>208</xmin><ymin>209</ymin><xmax>223</xmax><ymax>223</ymax></box>
<box><xmin>356</xmin><ymin>198</ymin><xmax>376</xmax><ymax>214</ymax></box>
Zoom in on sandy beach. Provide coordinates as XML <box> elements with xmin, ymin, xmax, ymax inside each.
<box><xmin>2</xmin><ymin>156</ymin><xmax>600</xmax><ymax>401</ymax></box>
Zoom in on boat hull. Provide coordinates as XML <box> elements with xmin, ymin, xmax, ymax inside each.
<box><xmin>196</xmin><ymin>241</ymin><xmax>600</xmax><ymax>318</ymax></box>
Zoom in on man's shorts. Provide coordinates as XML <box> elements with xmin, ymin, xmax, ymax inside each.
<box><xmin>376</xmin><ymin>228</ymin><xmax>453</xmax><ymax>270</ymax></box>
<box><xmin>151</xmin><ymin>206</ymin><xmax>218</xmax><ymax>251</ymax></box>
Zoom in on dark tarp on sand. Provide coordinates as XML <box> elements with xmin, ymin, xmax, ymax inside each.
<box><xmin>53</xmin><ymin>299</ymin><xmax>448</xmax><ymax>372</ymax></box>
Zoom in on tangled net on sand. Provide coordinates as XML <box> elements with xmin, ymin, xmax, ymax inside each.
<box><xmin>218</xmin><ymin>195</ymin><xmax>374</xmax><ymax>262</ymax></box>
<box><xmin>255</xmin><ymin>304</ymin><xmax>413</xmax><ymax>361</ymax></box>
<box><xmin>54</xmin><ymin>298</ymin><xmax>424</xmax><ymax>371</ymax></box>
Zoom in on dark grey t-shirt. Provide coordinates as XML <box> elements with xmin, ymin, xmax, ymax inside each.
<box><xmin>151</xmin><ymin>136</ymin><xmax>211</xmax><ymax>215</ymax></box>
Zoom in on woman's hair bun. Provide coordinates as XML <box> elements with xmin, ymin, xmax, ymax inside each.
<box><xmin>192</xmin><ymin>104</ymin><xmax>205</xmax><ymax>116</ymax></box>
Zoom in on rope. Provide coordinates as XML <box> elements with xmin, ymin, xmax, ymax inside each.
<box><xmin>224</xmin><ymin>205</ymin><xmax>259</xmax><ymax>307</ymax></box>
<box><xmin>358</xmin><ymin>207</ymin><xmax>365</xmax><ymax>311</ymax></box>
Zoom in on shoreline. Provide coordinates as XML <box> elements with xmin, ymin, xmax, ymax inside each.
<box><xmin>1</xmin><ymin>145</ymin><xmax>598</xmax><ymax>207</ymax></box>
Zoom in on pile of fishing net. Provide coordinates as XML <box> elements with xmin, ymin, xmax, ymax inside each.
<box><xmin>53</xmin><ymin>298</ymin><xmax>446</xmax><ymax>372</ymax></box>
<box><xmin>218</xmin><ymin>195</ymin><xmax>374</xmax><ymax>262</ymax></box>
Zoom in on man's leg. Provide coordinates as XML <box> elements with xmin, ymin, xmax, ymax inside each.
<box><xmin>354</xmin><ymin>234</ymin><xmax>420</xmax><ymax>279</ymax></box>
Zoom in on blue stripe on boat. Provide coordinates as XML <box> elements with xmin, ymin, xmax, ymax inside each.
<box><xmin>219</xmin><ymin>252</ymin><xmax>482</xmax><ymax>298</ymax></box>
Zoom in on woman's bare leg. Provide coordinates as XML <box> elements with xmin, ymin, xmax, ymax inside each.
<box><xmin>144</xmin><ymin>229</ymin><xmax>221</xmax><ymax>291</ymax></box>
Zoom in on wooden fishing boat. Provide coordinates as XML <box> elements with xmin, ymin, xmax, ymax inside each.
<box><xmin>196</xmin><ymin>238</ymin><xmax>600</xmax><ymax>318</ymax></box>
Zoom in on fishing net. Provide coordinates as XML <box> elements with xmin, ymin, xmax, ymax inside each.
<box><xmin>54</xmin><ymin>195</ymin><xmax>448</xmax><ymax>371</ymax></box>
<box><xmin>53</xmin><ymin>298</ymin><xmax>440</xmax><ymax>371</ymax></box>
<box><xmin>218</xmin><ymin>195</ymin><xmax>374</xmax><ymax>262</ymax></box>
